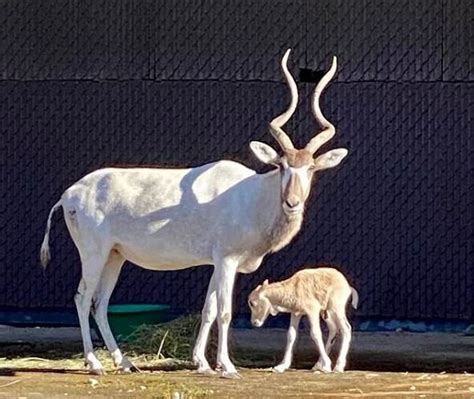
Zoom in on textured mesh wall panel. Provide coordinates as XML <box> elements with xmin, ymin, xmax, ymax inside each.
<box><xmin>0</xmin><ymin>0</ymin><xmax>306</xmax><ymax>82</ymax></box>
<box><xmin>306</xmin><ymin>0</ymin><xmax>443</xmax><ymax>82</ymax></box>
<box><xmin>0</xmin><ymin>0</ymin><xmax>155</xmax><ymax>80</ymax></box>
<box><xmin>1</xmin><ymin>80</ymin><xmax>472</xmax><ymax>318</ymax></box>
<box><xmin>2</xmin><ymin>0</ymin><xmax>460</xmax><ymax>83</ymax></box>
<box><xmin>151</xmin><ymin>0</ymin><xmax>307</xmax><ymax>81</ymax></box>
<box><xmin>443</xmin><ymin>0</ymin><xmax>474</xmax><ymax>81</ymax></box>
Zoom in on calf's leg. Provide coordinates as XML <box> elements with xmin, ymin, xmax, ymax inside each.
<box><xmin>273</xmin><ymin>313</ymin><xmax>301</xmax><ymax>373</ymax></box>
<box><xmin>314</xmin><ymin>311</ymin><xmax>338</xmax><ymax>371</ymax></box>
<box><xmin>307</xmin><ymin>307</ymin><xmax>332</xmax><ymax>373</ymax></box>
<box><xmin>333</xmin><ymin>310</ymin><xmax>352</xmax><ymax>373</ymax></box>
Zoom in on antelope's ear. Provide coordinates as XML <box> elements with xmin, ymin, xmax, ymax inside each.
<box><xmin>250</xmin><ymin>141</ymin><xmax>280</xmax><ymax>166</ymax></box>
<box><xmin>263</xmin><ymin>279</ymin><xmax>269</xmax><ymax>286</ymax></box>
<box><xmin>313</xmin><ymin>148</ymin><xmax>348</xmax><ymax>171</ymax></box>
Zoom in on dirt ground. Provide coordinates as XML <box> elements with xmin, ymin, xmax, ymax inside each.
<box><xmin>1</xmin><ymin>369</ymin><xmax>474</xmax><ymax>398</ymax></box>
<box><xmin>0</xmin><ymin>327</ymin><xmax>473</xmax><ymax>398</ymax></box>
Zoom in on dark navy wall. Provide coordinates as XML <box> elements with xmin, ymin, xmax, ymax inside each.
<box><xmin>0</xmin><ymin>1</ymin><xmax>472</xmax><ymax>320</ymax></box>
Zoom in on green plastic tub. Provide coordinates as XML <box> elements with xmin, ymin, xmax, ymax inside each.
<box><xmin>94</xmin><ymin>304</ymin><xmax>172</xmax><ymax>342</ymax></box>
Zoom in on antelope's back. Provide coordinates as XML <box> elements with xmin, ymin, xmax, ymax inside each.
<box><xmin>60</xmin><ymin>161</ymin><xmax>258</xmax><ymax>267</ymax></box>
<box><xmin>292</xmin><ymin>267</ymin><xmax>352</xmax><ymax>299</ymax></box>
<box><xmin>64</xmin><ymin>160</ymin><xmax>256</xmax><ymax>214</ymax></box>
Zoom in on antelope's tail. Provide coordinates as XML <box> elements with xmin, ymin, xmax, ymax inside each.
<box><xmin>350</xmin><ymin>286</ymin><xmax>359</xmax><ymax>309</ymax></box>
<box><xmin>40</xmin><ymin>199</ymin><xmax>63</xmax><ymax>268</ymax></box>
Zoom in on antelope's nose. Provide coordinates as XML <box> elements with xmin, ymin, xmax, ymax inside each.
<box><xmin>252</xmin><ymin>319</ymin><xmax>263</xmax><ymax>328</ymax></box>
<box><xmin>285</xmin><ymin>197</ymin><xmax>301</xmax><ymax>209</ymax></box>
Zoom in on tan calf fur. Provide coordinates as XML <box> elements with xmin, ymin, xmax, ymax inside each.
<box><xmin>248</xmin><ymin>267</ymin><xmax>358</xmax><ymax>373</ymax></box>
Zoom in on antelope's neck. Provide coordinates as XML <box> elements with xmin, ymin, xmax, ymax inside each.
<box><xmin>264</xmin><ymin>282</ymin><xmax>297</xmax><ymax>311</ymax></box>
<box><xmin>255</xmin><ymin>170</ymin><xmax>303</xmax><ymax>254</ymax></box>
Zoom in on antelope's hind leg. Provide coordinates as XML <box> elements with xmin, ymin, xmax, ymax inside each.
<box><xmin>66</xmin><ymin>209</ymin><xmax>115</xmax><ymax>374</ymax></box>
<box><xmin>92</xmin><ymin>250</ymin><xmax>138</xmax><ymax>373</ymax></box>
<box><xmin>74</xmin><ymin>254</ymin><xmax>108</xmax><ymax>375</ymax></box>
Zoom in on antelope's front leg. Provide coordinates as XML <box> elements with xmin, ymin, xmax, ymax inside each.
<box><xmin>273</xmin><ymin>313</ymin><xmax>301</xmax><ymax>373</ymax></box>
<box><xmin>193</xmin><ymin>272</ymin><xmax>217</xmax><ymax>374</ymax></box>
<box><xmin>215</xmin><ymin>257</ymin><xmax>240</xmax><ymax>379</ymax></box>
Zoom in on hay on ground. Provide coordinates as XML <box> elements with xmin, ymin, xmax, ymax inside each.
<box><xmin>127</xmin><ymin>314</ymin><xmax>218</xmax><ymax>362</ymax></box>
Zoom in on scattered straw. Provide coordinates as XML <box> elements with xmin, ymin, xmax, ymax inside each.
<box><xmin>157</xmin><ymin>330</ymin><xmax>169</xmax><ymax>359</ymax></box>
<box><xmin>0</xmin><ymin>380</ymin><xmax>21</xmax><ymax>388</ymax></box>
<box><xmin>127</xmin><ymin>314</ymin><xmax>218</xmax><ymax>361</ymax></box>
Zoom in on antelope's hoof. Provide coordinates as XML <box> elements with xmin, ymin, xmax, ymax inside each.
<box><xmin>221</xmin><ymin>371</ymin><xmax>242</xmax><ymax>379</ymax></box>
<box><xmin>90</xmin><ymin>368</ymin><xmax>107</xmax><ymax>376</ymax></box>
<box><xmin>117</xmin><ymin>365</ymin><xmax>141</xmax><ymax>374</ymax></box>
<box><xmin>129</xmin><ymin>364</ymin><xmax>141</xmax><ymax>373</ymax></box>
<box><xmin>117</xmin><ymin>368</ymin><xmax>131</xmax><ymax>374</ymax></box>
<box><xmin>196</xmin><ymin>367</ymin><xmax>217</xmax><ymax>376</ymax></box>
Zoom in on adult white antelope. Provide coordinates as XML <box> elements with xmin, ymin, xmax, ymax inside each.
<box><xmin>40</xmin><ymin>49</ymin><xmax>347</xmax><ymax>378</ymax></box>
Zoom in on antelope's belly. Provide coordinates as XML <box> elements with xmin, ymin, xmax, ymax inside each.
<box><xmin>237</xmin><ymin>255</ymin><xmax>265</xmax><ymax>274</ymax></box>
<box><xmin>114</xmin><ymin>241</ymin><xmax>212</xmax><ymax>271</ymax></box>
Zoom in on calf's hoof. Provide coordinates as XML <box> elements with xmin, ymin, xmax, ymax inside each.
<box><xmin>272</xmin><ymin>365</ymin><xmax>287</xmax><ymax>373</ymax></box>
<box><xmin>312</xmin><ymin>362</ymin><xmax>332</xmax><ymax>374</ymax></box>
<box><xmin>333</xmin><ymin>365</ymin><xmax>345</xmax><ymax>373</ymax></box>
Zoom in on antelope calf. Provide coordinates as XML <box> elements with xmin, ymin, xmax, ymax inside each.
<box><xmin>248</xmin><ymin>267</ymin><xmax>358</xmax><ymax>373</ymax></box>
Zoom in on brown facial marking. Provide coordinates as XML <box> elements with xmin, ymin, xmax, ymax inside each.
<box><xmin>283</xmin><ymin>174</ymin><xmax>304</xmax><ymax>207</ymax></box>
<box><xmin>284</xmin><ymin>149</ymin><xmax>313</xmax><ymax>168</ymax></box>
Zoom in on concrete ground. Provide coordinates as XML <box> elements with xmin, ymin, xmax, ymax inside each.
<box><xmin>233</xmin><ymin>328</ymin><xmax>474</xmax><ymax>373</ymax></box>
<box><xmin>0</xmin><ymin>325</ymin><xmax>473</xmax><ymax>372</ymax></box>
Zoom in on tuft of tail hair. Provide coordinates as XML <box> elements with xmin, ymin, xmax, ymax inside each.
<box><xmin>350</xmin><ymin>286</ymin><xmax>359</xmax><ymax>309</ymax></box>
<box><xmin>40</xmin><ymin>200</ymin><xmax>62</xmax><ymax>268</ymax></box>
